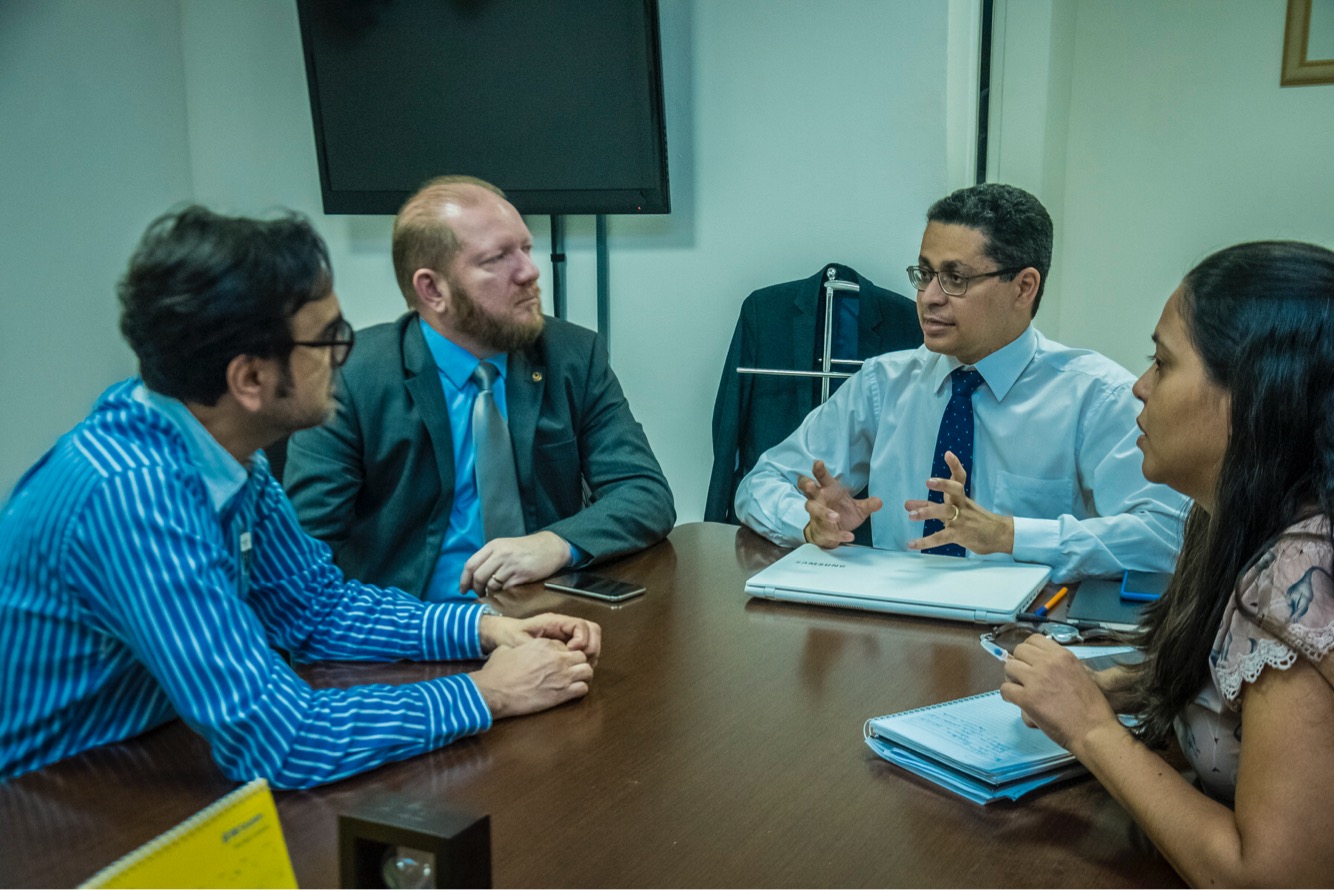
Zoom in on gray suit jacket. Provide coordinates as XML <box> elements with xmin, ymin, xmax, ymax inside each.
<box><xmin>283</xmin><ymin>312</ymin><xmax>675</xmax><ymax>597</ymax></box>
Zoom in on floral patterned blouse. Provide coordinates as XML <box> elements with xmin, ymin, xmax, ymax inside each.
<box><xmin>1174</xmin><ymin>516</ymin><xmax>1334</xmax><ymax>802</ymax></box>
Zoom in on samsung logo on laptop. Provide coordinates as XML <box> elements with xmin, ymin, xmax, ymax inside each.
<box><xmin>794</xmin><ymin>560</ymin><xmax>845</xmax><ymax>568</ymax></box>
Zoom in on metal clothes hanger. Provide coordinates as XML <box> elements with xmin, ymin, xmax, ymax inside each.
<box><xmin>736</xmin><ymin>266</ymin><xmax>864</xmax><ymax>403</ymax></box>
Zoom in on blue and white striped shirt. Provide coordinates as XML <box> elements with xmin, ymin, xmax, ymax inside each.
<box><xmin>0</xmin><ymin>380</ymin><xmax>493</xmax><ymax>789</ymax></box>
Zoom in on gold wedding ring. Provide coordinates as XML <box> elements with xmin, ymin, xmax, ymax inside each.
<box><xmin>947</xmin><ymin>505</ymin><xmax>960</xmax><ymax>524</ymax></box>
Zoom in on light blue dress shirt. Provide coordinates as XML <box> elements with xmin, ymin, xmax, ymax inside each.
<box><xmin>418</xmin><ymin>319</ymin><xmax>581</xmax><ymax>600</ymax></box>
<box><xmin>419</xmin><ymin>319</ymin><xmax>509</xmax><ymax>600</ymax></box>
<box><xmin>0</xmin><ymin>380</ymin><xmax>492</xmax><ymax>787</ymax></box>
<box><xmin>735</xmin><ymin>326</ymin><xmax>1189</xmax><ymax>581</ymax></box>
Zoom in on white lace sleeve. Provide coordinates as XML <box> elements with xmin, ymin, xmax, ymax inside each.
<box><xmin>1212</xmin><ymin>517</ymin><xmax>1334</xmax><ymax>705</ymax></box>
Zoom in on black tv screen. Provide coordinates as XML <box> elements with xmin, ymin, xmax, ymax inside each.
<box><xmin>296</xmin><ymin>0</ymin><xmax>670</xmax><ymax>216</ymax></box>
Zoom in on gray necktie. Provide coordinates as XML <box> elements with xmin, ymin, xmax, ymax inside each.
<box><xmin>471</xmin><ymin>362</ymin><xmax>526</xmax><ymax>540</ymax></box>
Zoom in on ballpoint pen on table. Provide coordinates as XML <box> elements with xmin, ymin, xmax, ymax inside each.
<box><xmin>1033</xmin><ymin>586</ymin><xmax>1069</xmax><ymax>619</ymax></box>
<box><xmin>1013</xmin><ymin>612</ymin><xmax>1106</xmax><ymax>630</ymax></box>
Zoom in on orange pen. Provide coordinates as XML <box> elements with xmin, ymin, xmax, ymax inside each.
<box><xmin>1033</xmin><ymin>586</ymin><xmax>1070</xmax><ymax>619</ymax></box>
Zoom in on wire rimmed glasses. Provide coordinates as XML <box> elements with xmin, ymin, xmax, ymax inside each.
<box><xmin>906</xmin><ymin>264</ymin><xmax>1025</xmax><ymax>296</ymax></box>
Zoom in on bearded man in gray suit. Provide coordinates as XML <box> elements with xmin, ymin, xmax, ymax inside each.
<box><xmin>284</xmin><ymin>176</ymin><xmax>674</xmax><ymax>600</ymax></box>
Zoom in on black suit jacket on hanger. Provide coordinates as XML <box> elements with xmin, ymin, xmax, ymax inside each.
<box><xmin>705</xmin><ymin>263</ymin><xmax>923</xmax><ymax>524</ymax></box>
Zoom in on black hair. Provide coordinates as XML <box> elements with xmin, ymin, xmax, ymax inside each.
<box><xmin>1129</xmin><ymin>240</ymin><xmax>1334</xmax><ymax>745</ymax></box>
<box><xmin>926</xmin><ymin>183</ymin><xmax>1053</xmax><ymax>315</ymax></box>
<box><xmin>118</xmin><ymin>206</ymin><xmax>333</xmax><ymax>405</ymax></box>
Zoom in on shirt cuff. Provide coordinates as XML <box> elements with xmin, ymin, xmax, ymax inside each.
<box><xmin>1011</xmin><ymin>516</ymin><xmax>1061</xmax><ymax>567</ymax></box>
<box><xmin>422</xmin><ymin>673</ymin><xmax>493</xmax><ymax>742</ymax></box>
<box><xmin>779</xmin><ymin>499</ymin><xmax>811</xmax><ymax>546</ymax></box>
<box><xmin>566</xmin><ymin>539</ymin><xmax>588</xmax><ymax>568</ymax></box>
<box><xmin>420</xmin><ymin>601</ymin><xmax>489</xmax><ymax>661</ymax></box>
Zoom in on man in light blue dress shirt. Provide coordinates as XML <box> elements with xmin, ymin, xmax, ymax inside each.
<box><xmin>735</xmin><ymin>184</ymin><xmax>1187</xmax><ymax>581</ymax></box>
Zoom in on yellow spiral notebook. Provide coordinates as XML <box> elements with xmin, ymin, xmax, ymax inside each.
<box><xmin>81</xmin><ymin>778</ymin><xmax>297</xmax><ymax>889</ymax></box>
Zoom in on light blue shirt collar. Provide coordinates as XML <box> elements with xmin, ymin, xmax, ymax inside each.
<box><xmin>927</xmin><ymin>325</ymin><xmax>1038</xmax><ymax>403</ymax></box>
<box><xmin>419</xmin><ymin>317</ymin><xmax>509</xmax><ymax>387</ymax></box>
<box><xmin>132</xmin><ymin>382</ymin><xmax>249</xmax><ymax>514</ymax></box>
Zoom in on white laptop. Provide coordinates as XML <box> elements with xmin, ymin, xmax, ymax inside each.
<box><xmin>744</xmin><ymin>543</ymin><xmax>1052</xmax><ymax>624</ymax></box>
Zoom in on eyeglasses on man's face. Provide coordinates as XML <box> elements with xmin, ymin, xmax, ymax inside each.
<box><xmin>906</xmin><ymin>264</ymin><xmax>1025</xmax><ymax>297</ymax></box>
<box><xmin>291</xmin><ymin>316</ymin><xmax>355</xmax><ymax>367</ymax></box>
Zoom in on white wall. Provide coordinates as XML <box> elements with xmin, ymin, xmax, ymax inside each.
<box><xmin>9</xmin><ymin>0</ymin><xmax>1330</xmax><ymax>517</ymax></box>
<box><xmin>984</xmin><ymin>0</ymin><xmax>1078</xmax><ymax>336</ymax></box>
<box><xmin>0</xmin><ymin>0</ymin><xmax>193</xmax><ymax>495</ymax></box>
<box><xmin>558</xmin><ymin>1</ymin><xmax>953</xmax><ymax>521</ymax></box>
<box><xmin>1058</xmin><ymin>0</ymin><xmax>1334</xmax><ymax>372</ymax></box>
<box><xmin>990</xmin><ymin>0</ymin><xmax>1334</xmax><ymax>373</ymax></box>
<box><xmin>1</xmin><ymin>0</ymin><xmax>955</xmax><ymax>510</ymax></box>
<box><xmin>178</xmin><ymin>0</ymin><xmax>397</xmax><ymax>322</ymax></box>
<box><xmin>173</xmin><ymin>0</ymin><xmax>955</xmax><ymax>522</ymax></box>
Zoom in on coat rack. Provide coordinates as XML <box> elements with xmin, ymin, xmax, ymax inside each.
<box><xmin>736</xmin><ymin>266</ymin><xmax>864</xmax><ymax>403</ymax></box>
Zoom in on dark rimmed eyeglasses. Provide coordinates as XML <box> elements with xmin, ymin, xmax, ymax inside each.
<box><xmin>906</xmin><ymin>264</ymin><xmax>1025</xmax><ymax>297</ymax></box>
<box><xmin>291</xmin><ymin>317</ymin><xmax>355</xmax><ymax>367</ymax></box>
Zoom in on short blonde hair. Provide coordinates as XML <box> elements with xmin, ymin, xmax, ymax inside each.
<box><xmin>391</xmin><ymin>175</ymin><xmax>506</xmax><ymax>307</ymax></box>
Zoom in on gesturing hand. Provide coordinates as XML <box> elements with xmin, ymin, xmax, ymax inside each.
<box><xmin>905</xmin><ymin>451</ymin><xmax>1014</xmax><ymax>555</ymax></box>
<box><xmin>797</xmin><ymin>459</ymin><xmax>882</xmax><ymax>548</ymax></box>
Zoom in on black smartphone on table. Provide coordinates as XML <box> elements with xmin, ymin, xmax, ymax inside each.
<box><xmin>544</xmin><ymin>572</ymin><xmax>646</xmax><ymax>602</ymax></box>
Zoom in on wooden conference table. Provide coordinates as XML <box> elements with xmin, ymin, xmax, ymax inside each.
<box><xmin>0</xmin><ymin>522</ymin><xmax>1181</xmax><ymax>888</ymax></box>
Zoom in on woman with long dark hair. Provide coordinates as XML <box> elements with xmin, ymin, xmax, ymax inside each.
<box><xmin>1001</xmin><ymin>241</ymin><xmax>1334</xmax><ymax>886</ymax></box>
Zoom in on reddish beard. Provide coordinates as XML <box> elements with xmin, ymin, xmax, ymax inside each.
<box><xmin>450</xmin><ymin>280</ymin><xmax>545</xmax><ymax>352</ymax></box>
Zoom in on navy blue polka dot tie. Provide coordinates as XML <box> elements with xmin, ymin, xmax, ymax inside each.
<box><xmin>923</xmin><ymin>368</ymin><xmax>985</xmax><ymax>557</ymax></box>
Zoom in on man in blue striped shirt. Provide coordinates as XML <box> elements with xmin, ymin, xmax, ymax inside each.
<box><xmin>0</xmin><ymin>207</ymin><xmax>600</xmax><ymax>789</ymax></box>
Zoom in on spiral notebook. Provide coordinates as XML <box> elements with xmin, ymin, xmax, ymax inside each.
<box><xmin>864</xmin><ymin>691</ymin><xmax>1084</xmax><ymax>805</ymax></box>
<box><xmin>81</xmin><ymin>778</ymin><xmax>297</xmax><ymax>888</ymax></box>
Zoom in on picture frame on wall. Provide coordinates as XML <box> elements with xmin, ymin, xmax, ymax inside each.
<box><xmin>1282</xmin><ymin>0</ymin><xmax>1334</xmax><ymax>86</ymax></box>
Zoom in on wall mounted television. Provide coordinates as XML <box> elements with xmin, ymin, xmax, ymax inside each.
<box><xmin>295</xmin><ymin>0</ymin><xmax>671</xmax><ymax>216</ymax></box>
